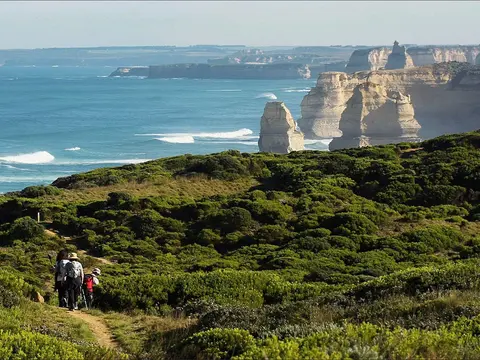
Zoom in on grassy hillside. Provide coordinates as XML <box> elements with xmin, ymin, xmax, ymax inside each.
<box><xmin>2</xmin><ymin>131</ymin><xmax>480</xmax><ymax>358</ymax></box>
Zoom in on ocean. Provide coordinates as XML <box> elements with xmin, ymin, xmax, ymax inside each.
<box><xmin>0</xmin><ymin>66</ymin><xmax>328</xmax><ymax>193</ymax></box>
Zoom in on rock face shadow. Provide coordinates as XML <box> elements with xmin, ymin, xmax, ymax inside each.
<box><xmin>330</xmin><ymin>82</ymin><xmax>421</xmax><ymax>150</ymax></box>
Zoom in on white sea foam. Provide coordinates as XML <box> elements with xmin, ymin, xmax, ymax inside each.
<box><xmin>0</xmin><ymin>151</ymin><xmax>55</xmax><ymax>164</ymax></box>
<box><xmin>256</xmin><ymin>93</ymin><xmax>277</xmax><ymax>100</ymax></box>
<box><xmin>112</xmin><ymin>76</ymin><xmax>147</xmax><ymax>79</ymax></box>
<box><xmin>138</xmin><ymin>128</ymin><xmax>254</xmax><ymax>140</ymax></box>
<box><xmin>156</xmin><ymin>136</ymin><xmax>195</xmax><ymax>144</ymax></box>
<box><xmin>0</xmin><ymin>164</ymin><xmax>32</xmax><ymax>171</ymax></box>
<box><xmin>283</xmin><ymin>88</ymin><xmax>311</xmax><ymax>93</ymax></box>
<box><xmin>96</xmin><ymin>76</ymin><xmax>109</xmax><ymax>78</ymax></box>
<box><xmin>0</xmin><ymin>176</ymin><xmax>57</xmax><ymax>183</ymax></box>
<box><xmin>65</xmin><ymin>147</ymin><xmax>81</xmax><ymax>151</ymax></box>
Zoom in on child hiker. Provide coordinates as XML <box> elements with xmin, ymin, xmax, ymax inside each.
<box><xmin>83</xmin><ymin>268</ymin><xmax>101</xmax><ymax>308</ymax></box>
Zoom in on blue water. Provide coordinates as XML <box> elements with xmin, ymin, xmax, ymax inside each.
<box><xmin>0</xmin><ymin>66</ymin><xmax>325</xmax><ymax>193</ymax></box>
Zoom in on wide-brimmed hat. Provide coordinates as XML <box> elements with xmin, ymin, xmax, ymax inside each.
<box><xmin>92</xmin><ymin>268</ymin><xmax>101</xmax><ymax>276</ymax></box>
<box><xmin>68</xmin><ymin>252</ymin><xmax>79</xmax><ymax>261</ymax></box>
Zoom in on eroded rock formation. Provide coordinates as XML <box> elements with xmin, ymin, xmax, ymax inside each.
<box><xmin>299</xmin><ymin>72</ymin><xmax>364</xmax><ymax>138</ymax></box>
<box><xmin>385</xmin><ymin>41</ymin><xmax>414</xmax><ymax>70</ymax></box>
<box><xmin>298</xmin><ymin>63</ymin><xmax>480</xmax><ymax>148</ymax></box>
<box><xmin>345</xmin><ymin>47</ymin><xmax>391</xmax><ymax>73</ymax></box>
<box><xmin>329</xmin><ymin>83</ymin><xmax>421</xmax><ymax>150</ymax></box>
<box><xmin>407</xmin><ymin>46</ymin><xmax>480</xmax><ymax>66</ymax></box>
<box><xmin>258</xmin><ymin>102</ymin><xmax>304</xmax><ymax>153</ymax></box>
<box><xmin>344</xmin><ymin>43</ymin><xmax>480</xmax><ymax>74</ymax></box>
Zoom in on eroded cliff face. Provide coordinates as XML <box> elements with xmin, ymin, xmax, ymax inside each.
<box><xmin>344</xmin><ymin>44</ymin><xmax>480</xmax><ymax>74</ymax></box>
<box><xmin>407</xmin><ymin>46</ymin><xmax>480</xmax><ymax>66</ymax></box>
<box><xmin>298</xmin><ymin>64</ymin><xmax>480</xmax><ymax>148</ymax></box>
<box><xmin>345</xmin><ymin>47</ymin><xmax>391</xmax><ymax>73</ymax></box>
<box><xmin>329</xmin><ymin>83</ymin><xmax>421</xmax><ymax>150</ymax></box>
<box><xmin>299</xmin><ymin>72</ymin><xmax>364</xmax><ymax>138</ymax></box>
<box><xmin>258</xmin><ymin>102</ymin><xmax>304</xmax><ymax>154</ymax></box>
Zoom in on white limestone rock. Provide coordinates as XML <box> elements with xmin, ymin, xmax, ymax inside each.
<box><xmin>258</xmin><ymin>102</ymin><xmax>304</xmax><ymax>154</ymax></box>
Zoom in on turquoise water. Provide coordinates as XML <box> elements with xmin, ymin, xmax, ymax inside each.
<box><xmin>0</xmin><ymin>66</ymin><xmax>325</xmax><ymax>193</ymax></box>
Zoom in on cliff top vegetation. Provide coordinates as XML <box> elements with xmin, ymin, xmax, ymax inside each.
<box><xmin>3</xmin><ymin>130</ymin><xmax>480</xmax><ymax>358</ymax></box>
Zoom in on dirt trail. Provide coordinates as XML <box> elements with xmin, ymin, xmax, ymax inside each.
<box><xmin>67</xmin><ymin>310</ymin><xmax>117</xmax><ymax>349</ymax></box>
<box><xmin>44</xmin><ymin>229</ymin><xmax>113</xmax><ymax>266</ymax></box>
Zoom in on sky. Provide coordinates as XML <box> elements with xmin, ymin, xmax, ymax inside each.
<box><xmin>0</xmin><ymin>1</ymin><xmax>477</xmax><ymax>49</ymax></box>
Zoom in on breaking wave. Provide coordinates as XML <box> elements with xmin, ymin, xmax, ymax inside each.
<box><xmin>0</xmin><ymin>151</ymin><xmax>55</xmax><ymax>164</ymax></box>
<box><xmin>156</xmin><ymin>136</ymin><xmax>195</xmax><ymax>144</ymax></box>
<box><xmin>0</xmin><ymin>164</ymin><xmax>32</xmax><ymax>171</ymax></box>
<box><xmin>283</xmin><ymin>88</ymin><xmax>311</xmax><ymax>93</ymax></box>
<box><xmin>65</xmin><ymin>147</ymin><xmax>81</xmax><ymax>151</ymax></box>
<box><xmin>256</xmin><ymin>93</ymin><xmax>277</xmax><ymax>100</ymax></box>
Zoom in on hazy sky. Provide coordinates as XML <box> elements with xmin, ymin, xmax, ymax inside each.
<box><xmin>0</xmin><ymin>1</ymin><xmax>477</xmax><ymax>49</ymax></box>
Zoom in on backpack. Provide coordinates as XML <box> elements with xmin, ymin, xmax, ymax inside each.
<box><xmin>84</xmin><ymin>274</ymin><xmax>94</xmax><ymax>292</ymax></box>
<box><xmin>66</xmin><ymin>261</ymin><xmax>82</xmax><ymax>279</ymax></box>
<box><xmin>56</xmin><ymin>260</ymin><xmax>69</xmax><ymax>281</ymax></box>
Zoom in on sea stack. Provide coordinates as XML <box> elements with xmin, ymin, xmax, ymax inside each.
<box><xmin>258</xmin><ymin>102</ymin><xmax>304</xmax><ymax>154</ymax></box>
<box><xmin>385</xmin><ymin>41</ymin><xmax>414</xmax><ymax>70</ymax></box>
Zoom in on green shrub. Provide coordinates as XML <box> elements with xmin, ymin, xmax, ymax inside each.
<box><xmin>233</xmin><ymin>322</ymin><xmax>480</xmax><ymax>360</ymax></box>
<box><xmin>0</xmin><ymin>285</ymin><xmax>20</xmax><ymax>308</ymax></box>
<box><xmin>20</xmin><ymin>185</ymin><xmax>61</xmax><ymax>198</ymax></box>
<box><xmin>8</xmin><ymin>217</ymin><xmax>45</xmax><ymax>243</ymax></box>
<box><xmin>180</xmin><ymin>328</ymin><xmax>254</xmax><ymax>360</ymax></box>
<box><xmin>322</xmin><ymin>212</ymin><xmax>378</xmax><ymax>236</ymax></box>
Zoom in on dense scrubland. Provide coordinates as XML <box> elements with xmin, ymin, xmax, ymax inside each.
<box><xmin>2</xmin><ymin>131</ymin><xmax>480</xmax><ymax>358</ymax></box>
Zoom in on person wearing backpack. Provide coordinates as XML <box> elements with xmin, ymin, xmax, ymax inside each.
<box><xmin>54</xmin><ymin>249</ymin><xmax>69</xmax><ymax>308</ymax></box>
<box><xmin>83</xmin><ymin>268</ymin><xmax>101</xmax><ymax>309</ymax></box>
<box><xmin>65</xmin><ymin>252</ymin><xmax>84</xmax><ymax>311</ymax></box>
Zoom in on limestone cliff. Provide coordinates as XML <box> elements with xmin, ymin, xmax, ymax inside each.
<box><xmin>299</xmin><ymin>72</ymin><xmax>364</xmax><ymax>138</ymax></box>
<box><xmin>258</xmin><ymin>102</ymin><xmax>304</xmax><ymax>154</ymax></box>
<box><xmin>345</xmin><ymin>43</ymin><xmax>480</xmax><ymax>74</ymax></box>
<box><xmin>407</xmin><ymin>46</ymin><xmax>480</xmax><ymax>66</ymax></box>
<box><xmin>385</xmin><ymin>41</ymin><xmax>414</xmax><ymax>70</ymax></box>
<box><xmin>329</xmin><ymin>83</ymin><xmax>421</xmax><ymax>150</ymax></box>
<box><xmin>345</xmin><ymin>47</ymin><xmax>391</xmax><ymax>73</ymax></box>
<box><xmin>298</xmin><ymin>63</ymin><xmax>480</xmax><ymax>148</ymax></box>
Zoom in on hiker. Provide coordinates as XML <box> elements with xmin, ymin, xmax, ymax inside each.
<box><xmin>65</xmin><ymin>252</ymin><xmax>84</xmax><ymax>311</ymax></box>
<box><xmin>83</xmin><ymin>268</ymin><xmax>101</xmax><ymax>308</ymax></box>
<box><xmin>54</xmin><ymin>249</ymin><xmax>69</xmax><ymax>308</ymax></box>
